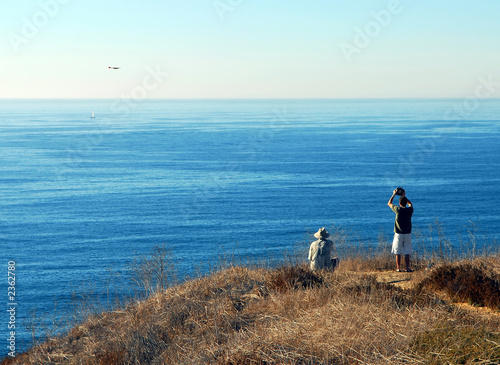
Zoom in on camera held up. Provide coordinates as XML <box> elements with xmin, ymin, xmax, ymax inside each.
<box><xmin>395</xmin><ymin>187</ymin><xmax>405</xmax><ymax>196</ymax></box>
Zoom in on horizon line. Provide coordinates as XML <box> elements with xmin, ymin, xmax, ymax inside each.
<box><xmin>2</xmin><ymin>97</ymin><xmax>500</xmax><ymax>101</ymax></box>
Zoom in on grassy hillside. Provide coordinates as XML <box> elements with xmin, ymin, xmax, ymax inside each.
<box><xmin>3</xmin><ymin>254</ymin><xmax>500</xmax><ymax>364</ymax></box>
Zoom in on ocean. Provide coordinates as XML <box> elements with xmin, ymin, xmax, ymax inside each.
<box><xmin>1</xmin><ymin>99</ymin><xmax>499</xmax><ymax>355</ymax></box>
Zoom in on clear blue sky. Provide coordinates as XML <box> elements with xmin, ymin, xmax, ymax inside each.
<box><xmin>1</xmin><ymin>0</ymin><xmax>499</xmax><ymax>98</ymax></box>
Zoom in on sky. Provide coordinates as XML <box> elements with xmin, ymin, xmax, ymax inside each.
<box><xmin>0</xmin><ymin>0</ymin><xmax>499</xmax><ymax>99</ymax></box>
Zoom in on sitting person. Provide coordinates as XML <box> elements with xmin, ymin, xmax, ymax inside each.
<box><xmin>308</xmin><ymin>227</ymin><xmax>339</xmax><ymax>271</ymax></box>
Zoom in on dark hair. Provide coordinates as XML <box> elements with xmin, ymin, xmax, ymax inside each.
<box><xmin>399</xmin><ymin>197</ymin><xmax>408</xmax><ymax>207</ymax></box>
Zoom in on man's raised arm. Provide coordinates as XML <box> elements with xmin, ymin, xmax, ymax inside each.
<box><xmin>387</xmin><ymin>189</ymin><xmax>397</xmax><ymax>209</ymax></box>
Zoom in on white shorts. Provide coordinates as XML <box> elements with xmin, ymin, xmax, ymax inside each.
<box><xmin>392</xmin><ymin>233</ymin><xmax>412</xmax><ymax>255</ymax></box>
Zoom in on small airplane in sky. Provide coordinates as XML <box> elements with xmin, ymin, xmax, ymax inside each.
<box><xmin>108</xmin><ymin>66</ymin><xmax>120</xmax><ymax>69</ymax></box>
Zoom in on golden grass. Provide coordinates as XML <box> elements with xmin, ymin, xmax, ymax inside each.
<box><xmin>4</xmin><ymin>256</ymin><xmax>500</xmax><ymax>365</ymax></box>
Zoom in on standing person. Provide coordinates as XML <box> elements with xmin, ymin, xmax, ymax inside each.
<box><xmin>387</xmin><ymin>188</ymin><xmax>414</xmax><ymax>272</ymax></box>
<box><xmin>308</xmin><ymin>228</ymin><xmax>338</xmax><ymax>271</ymax></box>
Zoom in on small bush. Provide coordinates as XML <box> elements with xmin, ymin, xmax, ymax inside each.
<box><xmin>95</xmin><ymin>349</ymin><xmax>126</xmax><ymax>365</ymax></box>
<box><xmin>419</xmin><ymin>262</ymin><xmax>500</xmax><ymax>309</ymax></box>
<box><xmin>266</xmin><ymin>266</ymin><xmax>323</xmax><ymax>293</ymax></box>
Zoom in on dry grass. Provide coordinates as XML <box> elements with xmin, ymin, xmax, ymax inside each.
<box><xmin>4</xmin><ymin>256</ymin><xmax>500</xmax><ymax>365</ymax></box>
<box><xmin>419</xmin><ymin>260</ymin><xmax>500</xmax><ymax>310</ymax></box>
<box><xmin>410</xmin><ymin>324</ymin><xmax>500</xmax><ymax>364</ymax></box>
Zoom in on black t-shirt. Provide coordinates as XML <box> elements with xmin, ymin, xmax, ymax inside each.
<box><xmin>391</xmin><ymin>205</ymin><xmax>413</xmax><ymax>234</ymax></box>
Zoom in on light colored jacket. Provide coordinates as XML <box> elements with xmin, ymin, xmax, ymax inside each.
<box><xmin>308</xmin><ymin>239</ymin><xmax>334</xmax><ymax>270</ymax></box>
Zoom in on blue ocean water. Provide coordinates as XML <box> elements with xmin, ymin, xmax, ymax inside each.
<box><xmin>1</xmin><ymin>99</ymin><xmax>499</xmax><ymax>355</ymax></box>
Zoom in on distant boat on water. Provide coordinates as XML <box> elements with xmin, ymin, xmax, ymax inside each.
<box><xmin>90</xmin><ymin>111</ymin><xmax>95</xmax><ymax>118</ymax></box>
